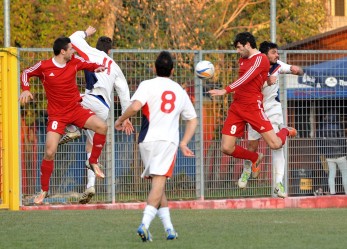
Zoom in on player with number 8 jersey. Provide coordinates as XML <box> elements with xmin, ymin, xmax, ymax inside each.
<box><xmin>115</xmin><ymin>51</ymin><xmax>197</xmax><ymax>241</ymax></box>
<box><xmin>133</xmin><ymin>76</ymin><xmax>196</xmax><ymax>147</ymax></box>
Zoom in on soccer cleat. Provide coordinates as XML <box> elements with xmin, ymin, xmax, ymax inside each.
<box><xmin>85</xmin><ymin>160</ymin><xmax>105</xmax><ymax>179</ymax></box>
<box><xmin>274</xmin><ymin>182</ymin><xmax>287</xmax><ymax>198</ymax></box>
<box><xmin>33</xmin><ymin>190</ymin><xmax>48</xmax><ymax>205</ymax></box>
<box><xmin>166</xmin><ymin>229</ymin><xmax>178</xmax><ymax>240</ymax></box>
<box><xmin>79</xmin><ymin>186</ymin><xmax>95</xmax><ymax>204</ymax></box>
<box><xmin>58</xmin><ymin>129</ymin><xmax>81</xmax><ymax>145</ymax></box>
<box><xmin>137</xmin><ymin>224</ymin><xmax>152</xmax><ymax>242</ymax></box>
<box><xmin>251</xmin><ymin>153</ymin><xmax>264</xmax><ymax>178</ymax></box>
<box><xmin>279</xmin><ymin>124</ymin><xmax>297</xmax><ymax>137</ymax></box>
<box><xmin>238</xmin><ymin>170</ymin><xmax>251</xmax><ymax>189</ymax></box>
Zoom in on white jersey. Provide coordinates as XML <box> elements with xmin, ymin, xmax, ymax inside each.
<box><xmin>131</xmin><ymin>77</ymin><xmax>197</xmax><ymax>146</ymax></box>
<box><xmin>69</xmin><ymin>31</ymin><xmax>131</xmax><ymax>113</ymax></box>
<box><xmin>262</xmin><ymin>60</ymin><xmax>291</xmax><ymax>109</ymax></box>
<box><xmin>248</xmin><ymin>60</ymin><xmax>292</xmax><ymax>140</ymax></box>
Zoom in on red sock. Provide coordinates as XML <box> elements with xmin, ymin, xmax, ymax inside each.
<box><xmin>41</xmin><ymin>159</ymin><xmax>54</xmax><ymax>192</ymax></box>
<box><xmin>276</xmin><ymin>128</ymin><xmax>289</xmax><ymax>145</ymax></box>
<box><xmin>89</xmin><ymin>133</ymin><xmax>106</xmax><ymax>164</ymax></box>
<box><xmin>231</xmin><ymin>145</ymin><xmax>258</xmax><ymax>162</ymax></box>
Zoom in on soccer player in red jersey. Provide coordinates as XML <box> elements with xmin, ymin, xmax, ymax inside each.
<box><xmin>19</xmin><ymin>36</ymin><xmax>108</xmax><ymax>205</ymax></box>
<box><xmin>208</xmin><ymin>32</ymin><xmax>296</xmax><ymax>177</ymax></box>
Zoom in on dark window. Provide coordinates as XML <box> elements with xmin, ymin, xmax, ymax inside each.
<box><xmin>335</xmin><ymin>0</ymin><xmax>345</xmax><ymax>16</ymax></box>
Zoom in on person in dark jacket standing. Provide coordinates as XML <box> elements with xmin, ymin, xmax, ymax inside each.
<box><xmin>316</xmin><ymin>109</ymin><xmax>347</xmax><ymax>195</ymax></box>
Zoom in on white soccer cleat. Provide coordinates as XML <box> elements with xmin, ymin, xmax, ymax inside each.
<box><xmin>238</xmin><ymin>170</ymin><xmax>251</xmax><ymax>189</ymax></box>
<box><xmin>274</xmin><ymin>182</ymin><xmax>287</xmax><ymax>198</ymax></box>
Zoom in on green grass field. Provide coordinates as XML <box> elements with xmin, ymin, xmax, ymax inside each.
<box><xmin>1</xmin><ymin>208</ymin><xmax>347</xmax><ymax>249</ymax></box>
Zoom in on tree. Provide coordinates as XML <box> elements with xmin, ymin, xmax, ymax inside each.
<box><xmin>0</xmin><ymin>0</ymin><xmax>328</xmax><ymax>49</ymax></box>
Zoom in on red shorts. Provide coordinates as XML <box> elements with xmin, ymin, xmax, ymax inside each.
<box><xmin>222</xmin><ymin>100</ymin><xmax>273</xmax><ymax>137</ymax></box>
<box><xmin>47</xmin><ymin>103</ymin><xmax>95</xmax><ymax>134</ymax></box>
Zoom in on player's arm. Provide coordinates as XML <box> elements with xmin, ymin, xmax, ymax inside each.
<box><xmin>74</xmin><ymin>55</ymin><xmax>106</xmax><ymax>72</ymax></box>
<box><xmin>225</xmin><ymin>56</ymin><xmax>269</xmax><ymax>93</ymax></box>
<box><xmin>19</xmin><ymin>61</ymin><xmax>42</xmax><ymax>104</ymax></box>
<box><xmin>179</xmin><ymin>92</ymin><xmax>198</xmax><ymax>157</ymax></box>
<box><xmin>114</xmin><ymin>66</ymin><xmax>131</xmax><ymax>113</ymax></box>
<box><xmin>69</xmin><ymin>26</ymin><xmax>98</xmax><ymax>61</ymax></box>
<box><xmin>278</xmin><ymin>60</ymin><xmax>304</xmax><ymax>76</ymax></box>
<box><xmin>180</xmin><ymin>117</ymin><xmax>198</xmax><ymax>157</ymax></box>
<box><xmin>114</xmin><ymin>100</ymin><xmax>142</xmax><ymax>132</ymax></box>
<box><xmin>114</xmin><ymin>66</ymin><xmax>133</xmax><ymax>134</ymax></box>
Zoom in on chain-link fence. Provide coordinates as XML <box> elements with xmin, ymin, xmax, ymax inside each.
<box><xmin>18</xmin><ymin>49</ymin><xmax>347</xmax><ymax>205</ymax></box>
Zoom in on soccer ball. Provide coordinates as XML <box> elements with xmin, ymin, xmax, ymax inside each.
<box><xmin>195</xmin><ymin>60</ymin><xmax>215</xmax><ymax>79</ymax></box>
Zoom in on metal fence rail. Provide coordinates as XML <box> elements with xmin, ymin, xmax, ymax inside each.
<box><xmin>17</xmin><ymin>49</ymin><xmax>347</xmax><ymax>205</ymax></box>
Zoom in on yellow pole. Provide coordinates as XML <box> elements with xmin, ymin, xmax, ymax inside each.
<box><xmin>1</xmin><ymin>48</ymin><xmax>20</xmax><ymax>210</ymax></box>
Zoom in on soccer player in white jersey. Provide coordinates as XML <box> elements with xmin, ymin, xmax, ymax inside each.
<box><xmin>63</xmin><ymin>26</ymin><xmax>133</xmax><ymax>204</ymax></box>
<box><xmin>238</xmin><ymin>41</ymin><xmax>303</xmax><ymax>198</ymax></box>
<box><xmin>115</xmin><ymin>51</ymin><xmax>197</xmax><ymax>242</ymax></box>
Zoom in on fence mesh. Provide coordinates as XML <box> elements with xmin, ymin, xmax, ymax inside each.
<box><xmin>18</xmin><ymin>49</ymin><xmax>347</xmax><ymax>205</ymax></box>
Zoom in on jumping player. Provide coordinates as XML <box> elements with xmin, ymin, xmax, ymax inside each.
<box><xmin>62</xmin><ymin>26</ymin><xmax>133</xmax><ymax>204</ymax></box>
<box><xmin>19</xmin><ymin>36</ymin><xmax>108</xmax><ymax>205</ymax></box>
<box><xmin>208</xmin><ymin>32</ymin><xmax>297</xmax><ymax>178</ymax></box>
<box><xmin>115</xmin><ymin>51</ymin><xmax>197</xmax><ymax>242</ymax></box>
<box><xmin>238</xmin><ymin>41</ymin><xmax>303</xmax><ymax>198</ymax></box>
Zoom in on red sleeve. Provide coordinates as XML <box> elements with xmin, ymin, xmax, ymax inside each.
<box><xmin>73</xmin><ymin>54</ymin><xmax>101</xmax><ymax>72</ymax></box>
<box><xmin>225</xmin><ymin>55</ymin><xmax>268</xmax><ymax>93</ymax></box>
<box><xmin>21</xmin><ymin>61</ymin><xmax>43</xmax><ymax>91</ymax></box>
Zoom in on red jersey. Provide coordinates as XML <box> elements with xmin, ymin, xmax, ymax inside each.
<box><xmin>21</xmin><ymin>54</ymin><xmax>101</xmax><ymax>116</ymax></box>
<box><xmin>225</xmin><ymin>52</ymin><xmax>269</xmax><ymax>104</ymax></box>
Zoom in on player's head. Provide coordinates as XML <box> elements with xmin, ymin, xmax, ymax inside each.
<box><xmin>233</xmin><ymin>32</ymin><xmax>257</xmax><ymax>58</ymax></box>
<box><xmin>53</xmin><ymin>36</ymin><xmax>75</xmax><ymax>61</ymax></box>
<box><xmin>155</xmin><ymin>51</ymin><xmax>173</xmax><ymax>77</ymax></box>
<box><xmin>96</xmin><ymin>36</ymin><xmax>113</xmax><ymax>55</ymax></box>
<box><xmin>259</xmin><ymin>41</ymin><xmax>279</xmax><ymax>65</ymax></box>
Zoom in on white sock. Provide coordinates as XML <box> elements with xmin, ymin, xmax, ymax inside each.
<box><xmin>243</xmin><ymin>160</ymin><xmax>252</xmax><ymax>172</ymax></box>
<box><xmin>157</xmin><ymin>207</ymin><xmax>174</xmax><ymax>231</ymax></box>
<box><xmin>273</xmin><ymin>148</ymin><xmax>285</xmax><ymax>184</ymax></box>
<box><xmin>142</xmin><ymin>205</ymin><xmax>158</xmax><ymax>229</ymax></box>
<box><xmin>86</xmin><ymin>152</ymin><xmax>95</xmax><ymax>189</ymax></box>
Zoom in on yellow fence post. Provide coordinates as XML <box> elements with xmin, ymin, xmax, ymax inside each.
<box><xmin>0</xmin><ymin>47</ymin><xmax>20</xmax><ymax>210</ymax></box>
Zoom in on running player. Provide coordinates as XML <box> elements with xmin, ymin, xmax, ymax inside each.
<box><xmin>62</xmin><ymin>26</ymin><xmax>133</xmax><ymax>204</ymax></box>
<box><xmin>208</xmin><ymin>32</ymin><xmax>297</xmax><ymax>177</ymax></box>
<box><xmin>238</xmin><ymin>41</ymin><xmax>303</xmax><ymax>198</ymax></box>
<box><xmin>115</xmin><ymin>51</ymin><xmax>197</xmax><ymax>242</ymax></box>
<box><xmin>19</xmin><ymin>36</ymin><xmax>108</xmax><ymax>205</ymax></box>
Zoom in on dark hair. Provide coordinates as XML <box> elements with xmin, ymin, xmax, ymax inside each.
<box><xmin>233</xmin><ymin>32</ymin><xmax>257</xmax><ymax>49</ymax></box>
<box><xmin>155</xmin><ymin>51</ymin><xmax>173</xmax><ymax>77</ymax></box>
<box><xmin>96</xmin><ymin>36</ymin><xmax>112</xmax><ymax>54</ymax></box>
<box><xmin>259</xmin><ymin>41</ymin><xmax>278</xmax><ymax>54</ymax></box>
<box><xmin>53</xmin><ymin>37</ymin><xmax>71</xmax><ymax>56</ymax></box>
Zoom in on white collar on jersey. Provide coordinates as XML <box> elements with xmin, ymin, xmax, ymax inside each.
<box><xmin>52</xmin><ymin>57</ymin><xmax>66</xmax><ymax>68</ymax></box>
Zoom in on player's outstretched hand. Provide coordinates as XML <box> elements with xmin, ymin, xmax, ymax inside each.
<box><xmin>179</xmin><ymin>143</ymin><xmax>195</xmax><ymax>157</ymax></box>
<box><xmin>208</xmin><ymin>89</ymin><xmax>227</xmax><ymax>97</ymax></box>
<box><xmin>122</xmin><ymin>118</ymin><xmax>134</xmax><ymax>135</ymax></box>
<box><xmin>19</xmin><ymin>90</ymin><xmax>33</xmax><ymax>104</ymax></box>
<box><xmin>114</xmin><ymin>118</ymin><xmax>123</xmax><ymax>131</ymax></box>
<box><xmin>85</xmin><ymin>26</ymin><xmax>96</xmax><ymax>37</ymax></box>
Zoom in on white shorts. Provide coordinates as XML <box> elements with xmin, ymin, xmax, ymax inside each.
<box><xmin>248</xmin><ymin>101</ymin><xmax>284</xmax><ymax>140</ymax></box>
<box><xmin>81</xmin><ymin>94</ymin><xmax>110</xmax><ymax>143</ymax></box>
<box><xmin>139</xmin><ymin>141</ymin><xmax>177</xmax><ymax>178</ymax></box>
